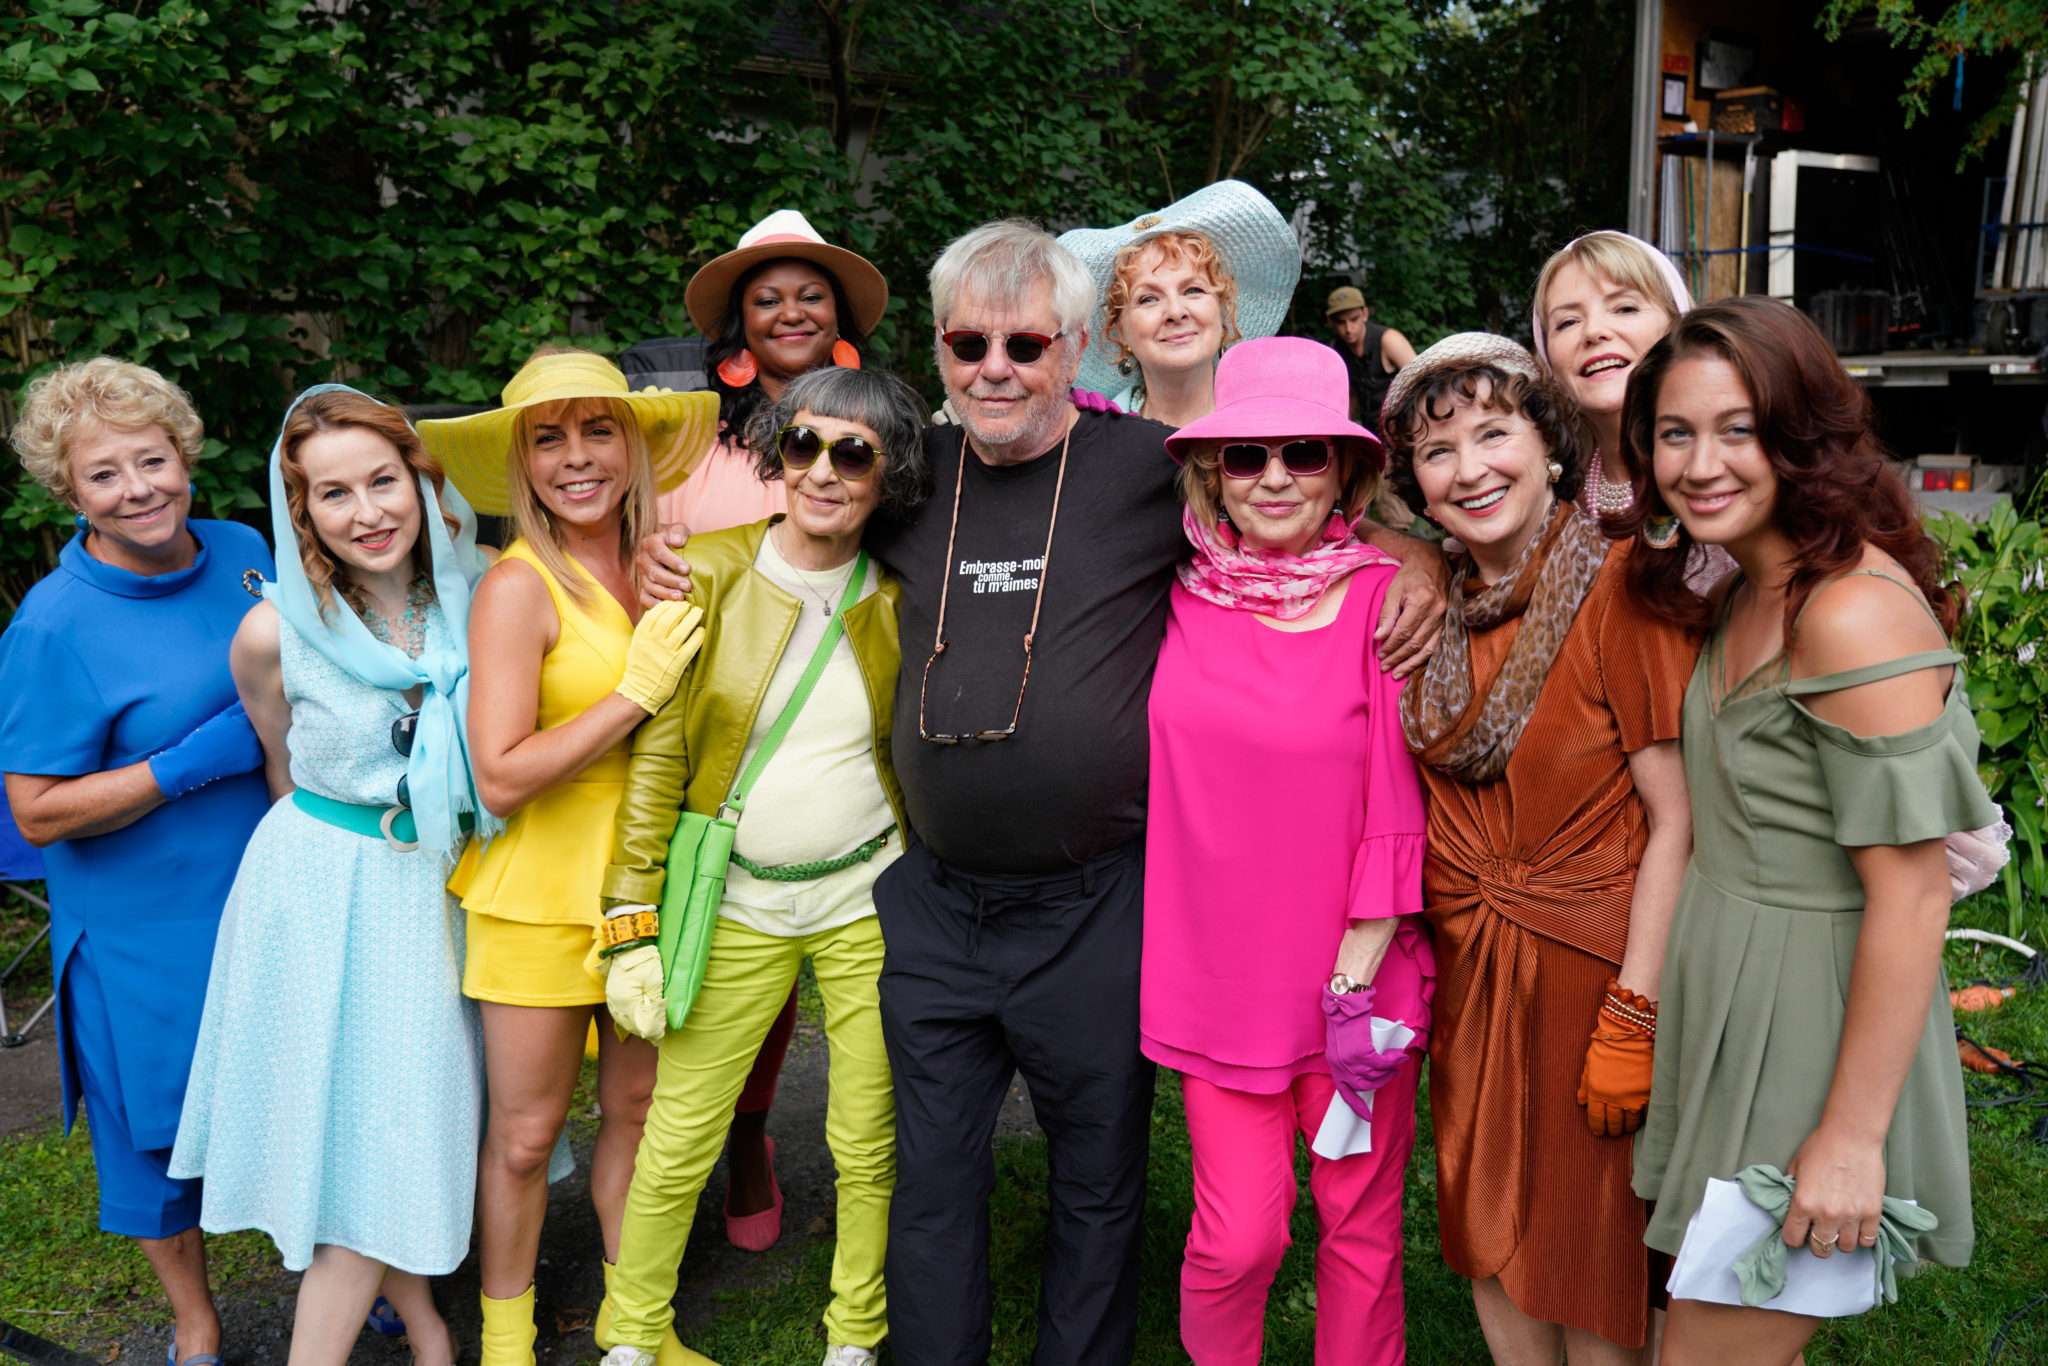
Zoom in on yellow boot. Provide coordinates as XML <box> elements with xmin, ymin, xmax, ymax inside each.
<box><xmin>478</xmin><ymin>1284</ymin><xmax>538</xmax><ymax>1366</ymax></box>
<box><xmin>596</xmin><ymin>1261</ymin><xmax>719</xmax><ymax>1366</ymax></box>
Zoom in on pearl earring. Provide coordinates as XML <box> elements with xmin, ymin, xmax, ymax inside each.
<box><xmin>1545</xmin><ymin>460</ymin><xmax>1564</xmax><ymax>483</ymax></box>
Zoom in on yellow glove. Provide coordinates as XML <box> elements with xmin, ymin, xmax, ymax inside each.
<box><xmin>616</xmin><ymin>600</ymin><xmax>705</xmax><ymax>714</ymax></box>
<box><xmin>601</xmin><ymin>902</ymin><xmax>668</xmax><ymax>1042</ymax></box>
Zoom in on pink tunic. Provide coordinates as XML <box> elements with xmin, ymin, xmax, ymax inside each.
<box><xmin>1142</xmin><ymin>570</ymin><xmax>1430</xmax><ymax>1092</ymax></box>
<box><xmin>658</xmin><ymin>435</ymin><xmax>787</xmax><ymax>533</ymax></box>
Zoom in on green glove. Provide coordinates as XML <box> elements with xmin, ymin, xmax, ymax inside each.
<box><xmin>602</xmin><ymin>902</ymin><xmax>668</xmax><ymax>1043</ymax></box>
<box><xmin>616</xmin><ymin>600</ymin><xmax>705</xmax><ymax>714</ymax></box>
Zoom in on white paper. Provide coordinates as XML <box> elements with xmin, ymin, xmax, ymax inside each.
<box><xmin>1666</xmin><ymin>1178</ymin><xmax>1907</xmax><ymax>1318</ymax></box>
<box><xmin>1311</xmin><ymin>1018</ymin><xmax>1416</xmax><ymax>1161</ymax></box>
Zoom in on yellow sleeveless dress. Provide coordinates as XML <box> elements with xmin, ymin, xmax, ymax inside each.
<box><xmin>452</xmin><ymin>538</ymin><xmax>634</xmax><ymax>1006</ymax></box>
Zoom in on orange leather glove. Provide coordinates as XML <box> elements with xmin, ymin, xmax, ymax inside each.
<box><xmin>1577</xmin><ymin>978</ymin><xmax>1656</xmax><ymax>1138</ymax></box>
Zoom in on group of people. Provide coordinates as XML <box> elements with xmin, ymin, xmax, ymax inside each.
<box><xmin>0</xmin><ymin>177</ymin><xmax>1999</xmax><ymax>1366</ymax></box>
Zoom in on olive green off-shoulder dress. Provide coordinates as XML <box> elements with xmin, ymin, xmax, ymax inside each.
<box><xmin>1633</xmin><ymin>571</ymin><xmax>1999</xmax><ymax>1272</ymax></box>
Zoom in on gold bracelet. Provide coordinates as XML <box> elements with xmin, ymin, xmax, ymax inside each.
<box><xmin>599</xmin><ymin>909</ymin><xmax>661</xmax><ymax>949</ymax></box>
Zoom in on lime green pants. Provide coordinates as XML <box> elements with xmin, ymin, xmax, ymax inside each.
<box><xmin>607</xmin><ymin>913</ymin><xmax>894</xmax><ymax>1349</ymax></box>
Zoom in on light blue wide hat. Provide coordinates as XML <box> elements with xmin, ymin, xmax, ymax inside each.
<box><xmin>1059</xmin><ymin>180</ymin><xmax>1302</xmax><ymax>402</ymax></box>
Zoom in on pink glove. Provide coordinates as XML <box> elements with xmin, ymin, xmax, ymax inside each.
<box><xmin>1323</xmin><ymin>986</ymin><xmax>1410</xmax><ymax>1120</ymax></box>
<box><xmin>1069</xmin><ymin>387</ymin><xmax>1123</xmax><ymax>414</ymax></box>
<box><xmin>1947</xmin><ymin>820</ymin><xmax>2012</xmax><ymax>901</ymax></box>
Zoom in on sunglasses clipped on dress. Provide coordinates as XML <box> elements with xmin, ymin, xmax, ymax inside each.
<box><xmin>1218</xmin><ymin>439</ymin><xmax>1334</xmax><ymax>480</ymax></box>
<box><xmin>940</xmin><ymin>329</ymin><xmax>1063</xmax><ymax>366</ymax></box>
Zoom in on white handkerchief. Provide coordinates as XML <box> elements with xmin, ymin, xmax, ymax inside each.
<box><xmin>1667</xmin><ymin>1177</ymin><xmax>1903</xmax><ymax>1318</ymax></box>
<box><xmin>1310</xmin><ymin>1018</ymin><xmax>1416</xmax><ymax>1161</ymax></box>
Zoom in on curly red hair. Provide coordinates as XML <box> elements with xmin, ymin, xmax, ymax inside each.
<box><xmin>1614</xmin><ymin>297</ymin><xmax>1956</xmax><ymax>637</ymax></box>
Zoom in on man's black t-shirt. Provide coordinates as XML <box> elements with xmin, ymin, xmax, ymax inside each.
<box><xmin>865</xmin><ymin>409</ymin><xmax>1183</xmax><ymax>874</ymax></box>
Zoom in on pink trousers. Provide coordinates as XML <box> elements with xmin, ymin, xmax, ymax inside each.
<box><xmin>1179</xmin><ymin>1062</ymin><xmax>1418</xmax><ymax>1366</ymax></box>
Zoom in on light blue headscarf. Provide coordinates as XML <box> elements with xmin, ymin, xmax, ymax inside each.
<box><xmin>262</xmin><ymin>383</ymin><xmax>500</xmax><ymax>860</ymax></box>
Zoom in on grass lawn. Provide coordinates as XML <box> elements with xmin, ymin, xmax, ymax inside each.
<box><xmin>1</xmin><ymin>900</ymin><xmax>2043</xmax><ymax>1362</ymax></box>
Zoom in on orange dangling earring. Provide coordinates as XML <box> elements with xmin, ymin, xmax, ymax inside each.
<box><xmin>716</xmin><ymin>349</ymin><xmax>759</xmax><ymax>387</ymax></box>
<box><xmin>832</xmin><ymin>338</ymin><xmax>861</xmax><ymax>370</ymax></box>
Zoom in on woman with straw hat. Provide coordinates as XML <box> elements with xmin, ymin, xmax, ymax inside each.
<box><xmin>664</xmin><ymin>209</ymin><xmax>889</xmax><ymax>534</ymax></box>
<box><xmin>1058</xmin><ymin>180</ymin><xmax>1300</xmax><ymax>428</ymax></box>
<box><xmin>416</xmin><ymin>347</ymin><xmax>717</xmax><ymax>1366</ymax></box>
<box><xmin>642</xmin><ymin>209</ymin><xmax>892</xmax><ymax>1248</ymax></box>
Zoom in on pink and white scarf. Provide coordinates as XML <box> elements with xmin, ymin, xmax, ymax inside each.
<box><xmin>1176</xmin><ymin>504</ymin><xmax>1397</xmax><ymax>620</ymax></box>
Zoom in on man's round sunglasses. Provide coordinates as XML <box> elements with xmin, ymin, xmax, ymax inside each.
<box><xmin>1219</xmin><ymin>439</ymin><xmax>1334</xmax><ymax>480</ymax></box>
<box><xmin>941</xmin><ymin>329</ymin><xmax>1063</xmax><ymax>366</ymax></box>
<box><xmin>777</xmin><ymin>424</ymin><xmax>883</xmax><ymax>479</ymax></box>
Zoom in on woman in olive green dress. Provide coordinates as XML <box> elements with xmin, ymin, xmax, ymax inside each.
<box><xmin>1610</xmin><ymin>297</ymin><xmax>1998</xmax><ymax>1366</ymax></box>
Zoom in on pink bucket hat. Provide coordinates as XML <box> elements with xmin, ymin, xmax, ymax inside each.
<box><xmin>1164</xmin><ymin>336</ymin><xmax>1384</xmax><ymax>469</ymax></box>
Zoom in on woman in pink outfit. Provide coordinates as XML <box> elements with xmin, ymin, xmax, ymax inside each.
<box><xmin>1144</xmin><ymin>335</ymin><xmax>1432</xmax><ymax>1366</ymax></box>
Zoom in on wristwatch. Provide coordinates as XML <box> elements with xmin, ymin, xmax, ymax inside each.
<box><xmin>1329</xmin><ymin>972</ymin><xmax>1369</xmax><ymax>995</ymax></box>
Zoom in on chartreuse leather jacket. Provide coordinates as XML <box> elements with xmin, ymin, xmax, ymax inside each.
<box><xmin>600</xmin><ymin>517</ymin><xmax>905</xmax><ymax>910</ymax></box>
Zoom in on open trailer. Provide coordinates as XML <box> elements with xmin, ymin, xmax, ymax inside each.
<box><xmin>1623</xmin><ymin>0</ymin><xmax>2047</xmax><ymax>516</ymax></box>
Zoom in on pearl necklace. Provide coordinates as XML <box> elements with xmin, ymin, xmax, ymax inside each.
<box><xmin>1584</xmin><ymin>450</ymin><xmax>1634</xmax><ymax>518</ymax></box>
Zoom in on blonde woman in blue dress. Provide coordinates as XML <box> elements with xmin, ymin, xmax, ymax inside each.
<box><xmin>172</xmin><ymin>387</ymin><xmax>497</xmax><ymax>1365</ymax></box>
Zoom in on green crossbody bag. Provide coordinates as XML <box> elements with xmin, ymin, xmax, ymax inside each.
<box><xmin>656</xmin><ymin>551</ymin><xmax>873</xmax><ymax>1032</ymax></box>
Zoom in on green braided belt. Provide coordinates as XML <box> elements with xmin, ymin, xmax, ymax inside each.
<box><xmin>729</xmin><ymin>824</ymin><xmax>897</xmax><ymax>883</ymax></box>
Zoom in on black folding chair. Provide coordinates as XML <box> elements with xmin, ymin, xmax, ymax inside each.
<box><xmin>0</xmin><ymin>781</ymin><xmax>52</xmax><ymax>1049</ymax></box>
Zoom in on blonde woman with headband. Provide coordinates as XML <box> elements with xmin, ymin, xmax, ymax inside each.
<box><xmin>418</xmin><ymin>349</ymin><xmax>716</xmax><ymax>1366</ymax></box>
<box><xmin>1530</xmin><ymin>231</ymin><xmax>1696</xmax><ymax>528</ymax></box>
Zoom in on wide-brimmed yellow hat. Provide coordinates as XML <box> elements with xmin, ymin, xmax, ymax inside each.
<box><xmin>416</xmin><ymin>351</ymin><xmax>720</xmax><ymax>517</ymax></box>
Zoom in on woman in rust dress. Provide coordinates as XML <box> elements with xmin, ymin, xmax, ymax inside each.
<box><xmin>1380</xmin><ymin>334</ymin><xmax>1697</xmax><ymax>1362</ymax></box>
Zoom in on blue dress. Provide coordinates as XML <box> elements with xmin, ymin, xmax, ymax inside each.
<box><xmin>170</xmin><ymin>604</ymin><xmax>484</xmax><ymax>1273</ymax></box>
<box><xmin>0</xmin><ymin>519</ymin><xmax>272</xmax><ymax>1237</ymax></box>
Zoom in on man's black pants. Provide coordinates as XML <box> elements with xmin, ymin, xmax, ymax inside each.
<box><xmin>875</xmin><ymin>837</ymin><xmax>1156</xmax><ymax>1366</ymax></box>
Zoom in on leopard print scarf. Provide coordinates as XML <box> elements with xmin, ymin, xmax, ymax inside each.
<box><xmin>1400</xmin><ymin>500</ymin><xmax>1611</xmax><ymax>782</ymax></box>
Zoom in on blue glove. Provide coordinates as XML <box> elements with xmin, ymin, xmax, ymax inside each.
<box><xmin>149</xmin><ymin>701</ymin><xmax>263</xmax><ymax>799</ymax></box>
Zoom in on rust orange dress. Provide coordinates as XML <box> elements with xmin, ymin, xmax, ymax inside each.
<box><xmin>1418</xmin><ymin>542</ymin><xmax>1699</xmax><ymax>1349</ymax></box>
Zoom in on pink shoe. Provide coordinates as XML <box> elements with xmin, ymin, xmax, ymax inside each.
<box><xmin>724</xmin><ymin>1135</ymin><xmax>783</xmax><ymax>1252</ymax></box>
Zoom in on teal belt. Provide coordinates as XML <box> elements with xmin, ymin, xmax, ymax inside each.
<box><xmin>291</xmin><ymin>788</ymin><xmax>462</xmax><ymax>851</ymax></box>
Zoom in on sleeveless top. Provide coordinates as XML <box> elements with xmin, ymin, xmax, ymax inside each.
<box><xmin>281</xmin><ymin>601</ymin><xmax>447</xmax><ymax>807</ymax></box>
<box><xmin>447</xmin><ymin>538</ymin><xmax>635</xmax><ymax>927</ymax></box>
<box><xmin>1633</xmin><ymin>569</ymin><xmax>1997</xmax><ymax>1266</ymax></box>
<box><xmin>1350</xmin><ymin>321</ymin><xmax>1398</xmax><ymax>431</ymax></box>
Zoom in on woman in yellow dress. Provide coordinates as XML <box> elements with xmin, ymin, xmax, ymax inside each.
<box><xmin>417</xmin><ymin>348</ymin><xmax>716</xmax><ymax>1366</ymax></box>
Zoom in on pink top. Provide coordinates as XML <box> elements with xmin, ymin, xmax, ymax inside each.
<box><xmin>657</xmin><ymin>435</ymin><xmax>787</xmax><ymax>533</ymax></box>
<box><xmin>1142</xmin><ymin>569</ymin><xmax>1431</xmax><ymax>1092</ymax></box>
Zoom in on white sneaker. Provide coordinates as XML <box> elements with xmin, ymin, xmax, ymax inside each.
<box><xmin>600</xmin><ymin>1348</ymin><xmax>657</xmax><ymax>1366</ymax></box>
<box><xmin>820</xmin><ymin>1347</ymin><xmax>877</xmax><ymax>1366</ymax></box>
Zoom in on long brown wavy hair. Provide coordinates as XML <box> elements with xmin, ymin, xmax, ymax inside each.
<box><xmin>1614</xmin><ymin>297</ymin><xmax>1956</xmax><ymax>636</ymax></box>
<box><xmin>279</xmin><ymin>390</ymin><xmax>459</xmax><ymax>621</ymax></box>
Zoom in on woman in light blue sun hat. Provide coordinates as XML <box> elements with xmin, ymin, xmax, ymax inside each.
<box><xmin>1058</xmin><ymin>179</ymin><xmax>1301</xmax><ymax>428</ymax></box>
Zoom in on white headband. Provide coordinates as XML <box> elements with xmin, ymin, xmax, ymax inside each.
<box><xmin>1530</xmin><ymin>231</ymin><xmax>1695</xmax><ymax>368</ymax></box>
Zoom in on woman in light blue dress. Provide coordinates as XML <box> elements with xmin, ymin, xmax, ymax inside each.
<box><xmin>171</xmin><ymin>386</ymin><xmax>498</xmax><ymax>1366</ymax></box>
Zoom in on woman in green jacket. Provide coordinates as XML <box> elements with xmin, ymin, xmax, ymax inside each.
<box><xmin>594</xmin><ymin>366</ymin><xmax>929</xmax><ymax>1366</ymax></box>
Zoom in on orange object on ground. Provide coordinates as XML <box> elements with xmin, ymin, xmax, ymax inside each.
<box><xmin>1950</xmin><ymin>984</ymin><xmax>2015</xmax><ymax>1013</ymax></box>
<box><xmin>1958</xmin><ymin>1037</ymin><xmax>2016</xmax><ymax>1074</ymax></box>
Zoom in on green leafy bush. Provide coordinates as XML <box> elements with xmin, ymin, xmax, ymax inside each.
<box><xmin>1928</xmin><ymin>488</ymin><xmax>2048</xmax><ymax>939</ymax></box>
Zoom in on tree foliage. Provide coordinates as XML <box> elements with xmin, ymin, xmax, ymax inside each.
<box><xmin>1820</xmin><ymin>0</ymin><xmax>2048</xmax><ymax>160</ymax></box>
<box><xmin>0</xmin><ymin>0</ymin><xmax>1634</xmax><ymax>604</ymax></box>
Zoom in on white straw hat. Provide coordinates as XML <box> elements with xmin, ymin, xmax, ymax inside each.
<box><xmin>1058</xmin><ymin>181</ymin><xmax>1302</xmax><ymax>399</ymax></box>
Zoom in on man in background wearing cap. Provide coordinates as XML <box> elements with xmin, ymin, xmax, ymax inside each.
<box><xmin>1326</xmin><ymin>284</ymin><xmax>1416</xmax><ymax>432</ymax></box>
